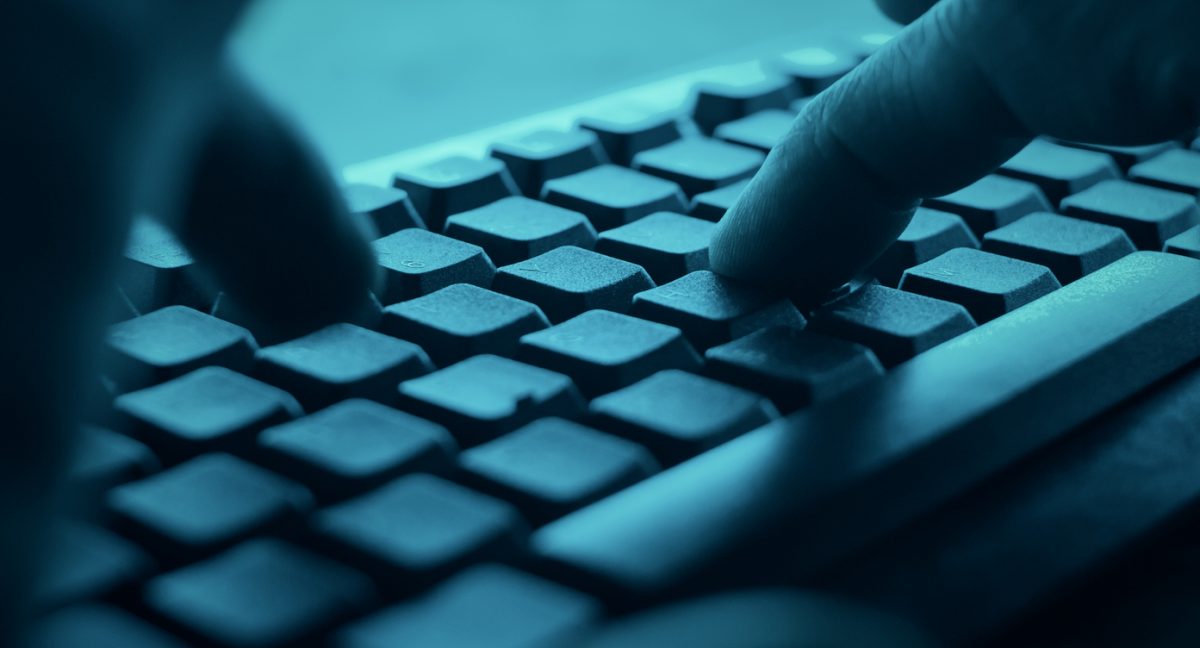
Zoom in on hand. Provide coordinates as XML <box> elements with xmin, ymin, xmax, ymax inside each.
<box><xmin>710</xmin><ymin>0</ymin><xmax>1200</xmax><ymax>302</ymax></box>
<box><xmin>1</xmin><ymin>2</ymin><xmax>374</xmax><ymax>631</ymax></box>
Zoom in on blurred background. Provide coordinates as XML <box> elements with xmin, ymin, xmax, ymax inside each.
<box><xmin>230</xmin><ymin>0</ymin><xmax>886</xmax><ymax>169</ymax></box>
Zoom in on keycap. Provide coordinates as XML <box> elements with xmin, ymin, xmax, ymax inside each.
<box><xmin>996</xmin><ymin>140</ymin><xmax>1120</xmax><ymax>205</ymax></box>
<box><xmin>531</xmin><ymin>252</ymin><xmax>1200</xmax><ymax>604</ymax></box>
<box><xmin>443</xmin><ymin>196</ymin><xmax>597</xmax><ymax>266</ymax></box>
<box><xmin>847</xmin><ymin>31</ymin><xmax>895</xmax><ymax>60</ymax></box>
<box><xmin>343</xmin><ymin>183</ymin><xmax>425</xmax><ymax>238</ymax></box>
<box><xmin>108</xmin><ymin>453</ymin><xmax>311</xmax><ymax>563</ymax></box>
<box><xmin>119</xmin><ymin>217</ymin><xmax>213</xmax><ymax>313</ymax></box>
<box><xmin>391</xmin><ymin>156</ymin><xmax>518</xmax><ymax>231</ymax></box>
<box><xmin>777</xmin><ymin>46</ymin><xmax>857</xmax><ymax>95</ymax></box>
<box><xmin>492</xmin><ymin>246</ymin><xmax>654</xmax><ymax>322</ymax></box>
<box><xmin>705</xmin><ymin>325</ymin><xmax>885</xmax><ymax>412</ymax></box>
<box><xmin>459</xmin><ymin>418</ymin><xmax>658</xmax><ymax>524</ymax></box>
<box><xmin>714</xmin><ymin>109</ymin><xmax>793</xmax><ymax>152</ymax></box>
<box><xmin>868</xmin><ymin>208</ymin><xmax>980</xmax><ymax>287</ymax></box>
<box><xmin>982</xmin><ymin>212</ymin><xmax>1136</xmax><ymax>283</ymax></box>
<box><xmin>925</xmin><ymin>174</ymin><xmax>1053</xmax><ymax>237</ymax></box>
<box><xmin>632</xmin><ymin>138</ymin><xmax>764</xmax><ymax>197</ymax></box>
<box><xmin>541</xmin><ymin>165</ymin><xmax>688</xmax><ymax>231</ymax></box>
<box><xmin>630</xmin><ymin>270</ymin><xmax>806</xmax><ymax>349</ymax></box>
<box><xmin>254</xmin><ymin>323</ymin><xmax>432</xmax><ymax>410</ymax></box>
<box><xmin>595</xmin><ymin>212</ymin><xmax>714</xmax><ymax>284</ymax></box>
<box><xmin>146</xmin><ymin>539</ymin><xmax>372</xmax><ymax>648</ymax></box>
<box><xmin>397</xmin><ymin>354</ymin><xmax>585</xmax><ymax>445</ymax></box>
<box><xmin>1129</xmin><ymin>149</ymin><xmax>1200</xmax><ymax>196</ymax></box>
<box><xmin>899</xmin><ymin>248</ymin><xmax>1061</xmax><ymax>323</ymax></box>
<box><xmin>337</xmin><ymin>564</ymin><xmax>599</xmax><ymax>648</ymax></box>
<box><xmin>1060</xmin><ymin>179</ymin><xmax>1200</xmax><ymax>250</ymax></box>
<box><xmin>313</xmin><ymin>474</ymin><xmax>525</xmax><ymax>591</ymax></box>
<box><xmin>589</xmin><ymin>370</ymin><xmax>778</xmax><ymax>465</ymax></box>
<box><xmin>517</xmin><ymin>310</ymin><xmax>701</xmax><ymax>397</ymax></box>
<box><xmin>34</xmin><ymin>522</ymin><xmax>154</xmax><ymax>609</ymax></box>
<box><xmin>25</xmin><ymin>606</ymin><xmax>186</xmax><ymax>648</ymax></box>
<box><xmin>115</xmin><ymin>367</ymin><xmax>302</xmax><ymax>462</ymax></box>
<box><xmin>1165</xmin><ymin>225</ymin><xmax>1200</xmax><ymax>259</ymax></box>
<box><xmin>489</xmin><ymin>129</ymin><xmax>608</xmax><ymax>197</ymax></box>
<box><xmin>1058</xmin><ymin>140</ymin><xmax>1179</xmax><ymax>172</ymax></box>
<box><xmin>578</xmin><ymin>112</ymin><xmax>683</xmax><ymax>165</ymax></box>
<box><xmin>259</xmin><ymin>399</ymin><xmax>455</xmax><ymax>502</ymax></box>
<box><xmin>808</xmin><ymin>284</ymin><xmax>976</xmax><ymax>368</ymax></box>
<box><xmin>381</xmin><ymin>284</ymin><xmax>549</xmax><ymax>366</ymax></box>
<box><xmin>67</xmin><ymin>426</ymin><xmax>158</xmax><ymax>497</ymax></box>
<box><xmin>105</xmin><ymin>306</ymin><xmax>257</xmax><ymax>391</ymax></box>
<box><xmin>691</xmin><ymin>74</ymin><xmax>796</xmax><ymax>134</ymax></box>
<box><xmin>689</xmin><ymin>179</ymin><xmax>749</xmax><ymax>222</ymax></box>
<box><xmin>373</xmin><ymin>228</ymin><xmax>496</xmax><ymax>303</ymax></box>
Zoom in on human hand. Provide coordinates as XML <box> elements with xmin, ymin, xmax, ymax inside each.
<box><xmin>710</xmin><ymin>0</ymin><xmax>1200</xmax><ymax>302</ymax></box>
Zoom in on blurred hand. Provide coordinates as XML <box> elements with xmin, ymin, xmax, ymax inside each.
<box><xmin>711</xmin><ymin>0</ymin><xmax>1200</xmax><ymax>302</ymax></box>
<box><xmin>2</xmin><ymin>1</ymin><xmax>374</xmax><ymax>631</ymax></box>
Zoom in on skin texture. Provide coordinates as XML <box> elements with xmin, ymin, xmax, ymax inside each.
<box><xmin>711</xmin><ymin>0</ymin><xmax>1200</xmax><ymax>302</ymax></box>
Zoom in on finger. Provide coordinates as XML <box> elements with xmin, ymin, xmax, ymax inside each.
<box><xmin>874</xmin><ymin>0</ymin><xmax>939</xmax><ymax>24</ymax></box>
<box><xmin>711</xmin><ymin>1</ymin><xmax>1029</xmax><ymax>302</ymax></box>
<box><xmin>176</xmin><ymin>70</ymin><xmax>378</xmax><ymax>339</ymax></box>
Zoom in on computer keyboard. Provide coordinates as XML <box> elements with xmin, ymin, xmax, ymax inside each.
<box><xmin>30</xmin><ymin>25</ymin><xmax>1200</xmax><ymax>648</ymax></box>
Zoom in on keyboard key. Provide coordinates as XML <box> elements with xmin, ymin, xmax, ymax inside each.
<box><xmin>313</xmin><ymin>474</ymin><xmax>525</xmax><ymax>591</ymax></box>
<box><xmin>1060</xmin><ymin>180</ymin><xmax>1200</xmax><ymax>250</ymax></box>
<box><xmin>900</xmin><ymin>248</ymin><xmax>1061</xmax><ymax>323</ymax></box>
<box><xmin>705</xmin><ymin>326</ymin><xmax>884</xmax><ymax>411</ymax></box>
<box><xmin>1165</xmin><ymin>226</ymin><xmax>1200</xmax><ymax>259</ymax></box>
<box><xmin>595</xmin><ymin>212</ymin><xmax>714</xmax><ymax>284</ymax></box>
<box><xmin>259</xmin><ymin>399</ymin><xmax>455</xmax><ymax>502</ymax></box>
<box><xmin>119</xmin><ymin>217</ymin><xmax>213</xmax><ymax>313</ymax></box>
<box><xmin>25</xmin><ymin>606</ymin><xmax>186</xmax><ymax>648</ymax></box>
<box><xmin>343</xmin><ymin>183</ymin><xmax>425</xmax><ymax>238</ymax></box>
<box><xmin>67</xmin><ymin>426</ymin><xmax>158</xmax><ymax>496</ymax></box>
<box><xmin>105</xmin><ymin>306</ymin><xmax>257</xmax><ymax>391</ymax></box>
<box><xmin>808</xmin><ymin>284</ymin><xmax>976</xmax><ymax>368</ymax></box>
<box><xmin>381</xmin><ymin>284</ymin><xmax>549</xmax><ymax>366</ymax></box>
<box><xmin>115</xmin><ymin>367</ymin><xmax>301</xmax><ymax>462</ymax></box>
<box><xmin>1129</xmin><ymin>149</ymin><xmax>1200</xmax><ymax>196</ymax></box>
<box><xmin>630</xmin><ymin>270</ymin><xmax>806</xmax><ymax>349</ymax></box>
<box><xmin>391</xmin><ymin>156</ymin><xmax>518</xmax><ymax>231</ymax></box>
<box><xmin>373</xmin><ymin>228</ymin><xmax>496</xmax><ymax>303</ymax></box>
<box><xmin>489</xmin><ymin>129</ymin><xmax>608</xmax><ymax>197</ymax></box>
<box><xmin>590</xmin><ymin>370</ymin><xmax>778</xmax><ymax>465</ymax></box>
<box><xmin>531</xmin><ymin>252</ymin><xmax>1200</xmax><ymax>604</ymax></box>
<box><xmin>34</xmin><ymin>522</ymin><xmax>154</xmax><ymax>609</ymax></box>
<box><xmin>108</xmin><ymin>454</ymin><xmax>311</xmax><ymax>563</ymax></box>
<box><xmin>542</xmin><ymin>165</ymin><xmax>688</xmax><ymax>230</ymax></box>
<box><xmin>689</xmin><ymin>179</ymin><xmax>749</xmax><ymax>222</ymax></box>
<box><xmin>578</xmin><ymin>112</ymin><xmax>683</xmax><ymax>165</ymax></box>
<box><xmin>459</xmin><ymin>418</ymin><xmax>658</xmax><ymax>524</ymax></box>
<box><xmin>926</xmin><ymin>174</ymin><xmax>1052</xmax><ymax>237</ymax></box>
<box><xmin>632</xmin><ymin>138</ymin><xmax>764</xmax><ymax>197</ymax></box>
<box><xmin>255</xmin><ymin>323</ymin><xmax>432</xmax><ymax>410</ymax></box>
<box><xmin>493</xmin><ymin>246</ymin><xmax>654</xmax><ymax>322</ymax></box>
<box><xmin>337</xmin><ymin>564</ymin><xmax>599</xmax><ymax>648</ymax></box>
<box><xmin>777</xmin><ymin>46</ymin><xmax>857</xmax><ymax>95</ymax></box>
<box><xmin>518</xmin><ymin>310</ymin><xmax>701</xmax><ymax>397</ymax></box>
<box><xmin>397</xmin><ymin>355</ymin><xmax>584</xmax><ymax>445</ymax></box>
<box><xmin>146</xmin><ymin>539</ymin><xmax>373</xmax><ymax>648</ymax></box>
<box><xmin>868</xmin><ymin>208</ymin><xmax>979</xmax><ymax>287</ymax></box>
<box><xmin>691</xmin><ymin>74</ymin><xmax>796</xmax><ymax>134</ymax></box>
<box><xmin>847</xmin><ymin>31</ymin><xmax>895</xmax><ymax>60</ymax></box>
<box><xmin>443</xmin><ymin>197</ymin><xmax>597</xmax><ymax>266</ymax></box>
<box><xmin>1058</xmin><ymin>140</ymin><xmax>1179</xmax><ymax>172</ymax></box>
<box><xmin>714</xmin><ymin>108</ymin><xmax>794</xmax><ymax>152</ymax></box>
<box><xmin>982</xmin><ymin>213</ymin><xmax>1136</xmax><ymax>283</ymax></box>
<box><xmin>996</xmin><ymin>140</ymin><xmax>1119</xmax><ymax>205</ymax></box>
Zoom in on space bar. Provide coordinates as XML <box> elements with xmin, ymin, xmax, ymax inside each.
<box><xmin>532</xmin><ymin>251</ymin><xmax>1200</xmax><ymax>604</ymax></box>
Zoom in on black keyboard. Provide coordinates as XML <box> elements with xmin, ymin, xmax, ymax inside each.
<box><xmin>32</xmin><ymin>25</ymin><xmax>1200</xmax><ymax>648</ymax></box>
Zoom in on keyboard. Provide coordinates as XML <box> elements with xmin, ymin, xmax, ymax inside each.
<box><xmin>29</xmin><ymin>24</ymin><xmax>1200</xmax><ymax>648</ymax></box>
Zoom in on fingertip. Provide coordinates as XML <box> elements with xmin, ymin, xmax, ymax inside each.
<box><xmin>875</xmin><ymin>0</ymin><xmax>939</xmax><ymax>24</ymax></box>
